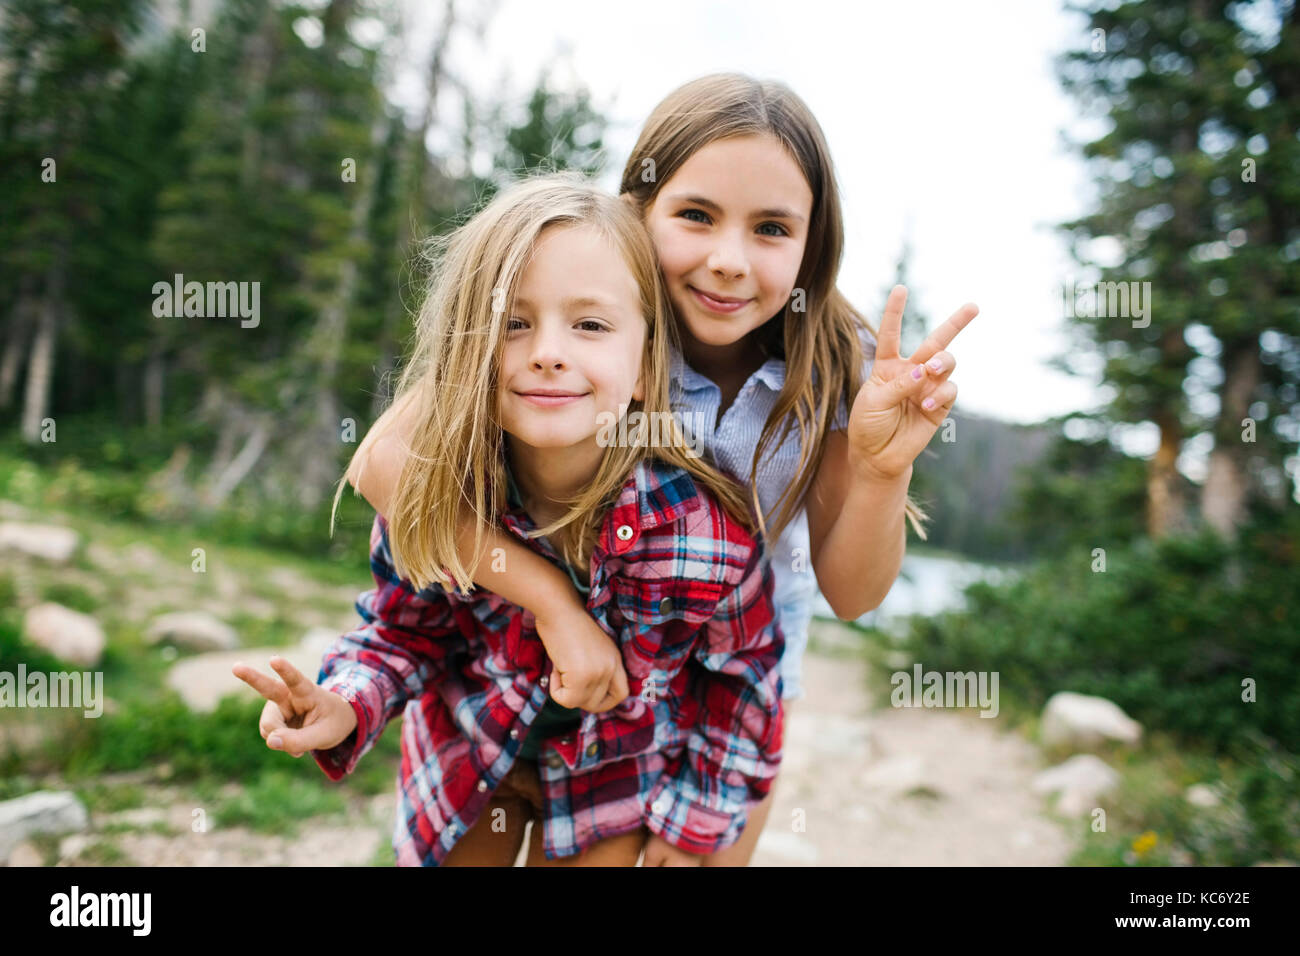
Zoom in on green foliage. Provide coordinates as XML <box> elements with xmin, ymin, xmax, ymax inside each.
<box><xmin>902</xmin><ymin>510</ymin><xmax>1300</xmax><ymax>752</ymax></box>
<box><xmin>1010</xmin><ymin>421</ymin><xmax>1150</xmax><ymax>554</ymax></box>
<box><xmin>1067</xmin><ymin>731</ymin><xmax>1300</xmax><ymax>866</ymax></box>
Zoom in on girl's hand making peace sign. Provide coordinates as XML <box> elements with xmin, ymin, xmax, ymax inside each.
<box><xmin>231</xmin><ymin>656</ymin><xmax>358</xmax><ymax>758</ymax></box>
<box><xmin>846</xmin><ymin>285</ymin><xmax>978</xmax><ymax>483</ymax></box>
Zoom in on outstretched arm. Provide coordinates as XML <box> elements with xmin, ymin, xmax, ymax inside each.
<box><xmin>309</xmin><ymin>514</ymin><xmax>468</xmax><ymax>781</ymax></box>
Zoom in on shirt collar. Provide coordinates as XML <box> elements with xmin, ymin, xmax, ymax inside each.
<box><xmin>669</xmin><ymin>341</ymin><xmax>786</xmax><ymax>395</ymax></box>
<box><xmin>498</xmin><ymin>449</ymin><xmax>703</xmax><ymax>556</ymax></box>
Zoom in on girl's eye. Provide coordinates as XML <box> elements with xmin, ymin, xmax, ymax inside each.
<box><xmin>577</xmin><ymin>319</ymin><xmax>607</xmax><ymax>332</ymax></box>
<box><xmin>677</xmin><ymin>208</ymin><xmax>712</xmax><ymax>225</ymax></box>
<box><xmin>757</xmin><ymin>222</ymin><xmax>789</xmax><ymax>238</ymax></box>
<box><xmin>506</xmin><ymin>318</ymin><xmax>526</xmax><ymax>331</ymax></box>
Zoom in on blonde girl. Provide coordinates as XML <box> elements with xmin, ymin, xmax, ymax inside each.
<box><xmin>234</xmin><ymin>174</ymin><xmax>784</xmax><ymax>865</ymax></box>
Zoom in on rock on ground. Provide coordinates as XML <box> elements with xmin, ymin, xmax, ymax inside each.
<box><xmin>0</xmin><ymin>791</ymin><xmax>89</xmax><ymax>863</ymax></box>
<box><xmin>145</xmin><ymin>611</ymin><xmax>241</xmax><ymax>652</ymax></box>
<box><xmin>22</xmin><ymin>603</ymin><xmax>105</xmax><ymax>667</ymax></box>
<box><xmin>0</xmin><ymin>522</ymin><xmax>79</xmax><ymax>564</ymax></box>
<box><xmin>1040</xmin><ymin>691</ymin><xmax>1142</xmax><ymax>750</ymax></box>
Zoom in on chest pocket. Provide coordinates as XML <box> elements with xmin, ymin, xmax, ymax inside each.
<box><xmin>607</xmin><ymin>575</ymin><xmax>726</xmax><ymax>682</ymax></box>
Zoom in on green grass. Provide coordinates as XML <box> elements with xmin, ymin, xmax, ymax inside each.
<box><xmin>79</xmin><ymin>839</ymin><xmax>130</xmax><ymax>865</ymax></box>
<box><xmin>72</xmin><ymin>780</ymin><xmax>148</xmax><ymax>813</ymax></box>
<box><xmin>214</xmin><ymin>768</ymin><xmax>348</xmax><ymax>835</ymax></box>
<box><xmin>369</xmin><ymin>836</ymin><xmax>396</xmax><ymax>866</ymax></box>
<box><xmin>38</xmin><ymin>581</ymin><xmax>101</xmax><ymax>614</ymax></box>
<box><xmin>0</xmin><ymin>447</ymin><xmax>412</xmax><ymax>856</ymax></box>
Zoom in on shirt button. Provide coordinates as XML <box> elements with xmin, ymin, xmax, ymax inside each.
<box><xmin>615</xmin><ymin>524</ymin><xmax>634</xmax><ymax>541</ymax></box>
<box><xmin>561</xmin><ymin>736</ymin><xmax>572</xmax><ymax>746</ymax></box>
<box><xmin>539</xmin><ymin>676</ymin><xmax>548</xmax><ymax>687</ymax></box>
<box><xmin>476</xmin><ymin>780</ymin><xmax>488</xmax><ymax>792</ymax></box>
<box><xmin>585</xmin><ymin>742</ymin><xmax>598</xmax><ymax>757</ymax></box>
<box><xmin>658</xmin><ymin>596</ymin><xmax>673</xmax><ymax>614</ymax></box>
<box><xmin>509</xmin><ymin>728</ymin><xmax>519</xmax><ymax>739</ymax></box>
<box><xmin>651</xmin><ymin>799</ymin><xmax>667</xmax><ymax>815</ymax></box>
<box><xmin>546</xmin><ymin>753</ymin><xmax>563</xmax><ymax>769</ymax></box>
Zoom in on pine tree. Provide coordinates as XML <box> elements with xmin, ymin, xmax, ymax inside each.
<box><xmin>0</xmin><ymin>0</ymin><xmax>149</xmax><ymax>441</ymax></box>
<box><xmin>1056</xmin><ymin>0</ymin><xmax>1299</xmax><ymax>540</ymax></box>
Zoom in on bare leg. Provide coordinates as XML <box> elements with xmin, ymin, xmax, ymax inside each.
<box><xmin>441</xmin><ymin>792</ymin><xmax>531</xmax><ymax>866</ymax></box>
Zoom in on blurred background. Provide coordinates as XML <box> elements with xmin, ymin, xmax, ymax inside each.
<box><xmin>0</xmin><ymin>0</ymin><xmax>1296</xmax><ymax>867</ymax></box>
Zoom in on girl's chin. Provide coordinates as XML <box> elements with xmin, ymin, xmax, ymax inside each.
<box><xmin>504</xmin><ymin>426</ymin><xmax>603</xmax><ymax>450</ymax></box>
<box><xmin>680</xmin><ymin>316</ymin><xmax>754</xmax><ymax>348</ymax></box>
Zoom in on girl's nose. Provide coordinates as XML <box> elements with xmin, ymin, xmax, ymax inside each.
<box><xmin>707</xmin><ymin>232</ymin><xmax>748</xmax><ymax>281</ymax></box>
<box><xmin>528</xmin><ymin>323</ymin><xmax>567</xmax><ymax>370</ymax></box>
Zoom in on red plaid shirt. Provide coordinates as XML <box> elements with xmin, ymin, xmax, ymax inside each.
<box><xmin>311</xmin><ymin>457</ymin><xmax>784</xmax><ymax>864</ymax></box>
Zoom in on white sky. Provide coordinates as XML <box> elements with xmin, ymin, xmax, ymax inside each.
<box><xmin>383</xmin><ymin>0</ymin><xmax>1235</xmax><ymax>481</ymax></box>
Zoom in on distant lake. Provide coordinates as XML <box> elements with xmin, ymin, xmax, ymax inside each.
<box><xmin>811</xmin><ymin>550</ymin><xmax>1017</xmax><ymax>636</ymax></box>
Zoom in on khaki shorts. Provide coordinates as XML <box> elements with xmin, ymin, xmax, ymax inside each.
<box><xmin>440</xmin><ymin>757</ymin><xmax>648</xmax><ymax>867</ymax></box>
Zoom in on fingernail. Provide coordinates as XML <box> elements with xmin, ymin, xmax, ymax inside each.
<box><xmin>912</xmin><ymin>366</ymin><xmax>924</xmax><ymax>380</ymax></box>
<box><xmin>923</xmin><ymin>398</ymin><xmax>936</xmax><ymax>410</ymax></box>
<box><xmin>269</xmin><ymin>734</ymin><xmax>282</xmax><ymax>748</ymax></box>
<box><xmin>929</xmin><ymin>359</ymin><xmax>942</xmax><ymax>372</ymax></box>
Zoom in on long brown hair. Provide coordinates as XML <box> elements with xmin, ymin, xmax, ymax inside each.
<box><xmin>331</xmin><ymin>172</ymin><xmax>758</xmax><ymax>594</ymax></box>
<box><xmin>619</xmin><ymin>73</ymin><xmax>929</xmax><ymax>542</ymax></box>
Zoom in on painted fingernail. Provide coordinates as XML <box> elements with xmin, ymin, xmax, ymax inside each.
<box><xmin>929</xmin><ymin>359</ymin><xmax>943</xmax><ymax>372</ymax></box>
<box><xmin>269</xmin><ymin>734</ymin><xmax>282</xmax><ymax>748</ymax></box>
<box><xmin>912</xmin><ymin>366</ymin><xmax>924</xmax><ymax>380</ymax></box>
<box><xmin>923</xmin><ymin>398</ymin><xmax>936</xmax><ymax>410</ymax></box>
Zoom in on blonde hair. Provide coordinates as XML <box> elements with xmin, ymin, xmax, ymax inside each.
<box><xmin>331</xmin><ymin>172</ymin><xmax>758</xmax><ymax>593</ymax></box>
<box><xmin>619</xmin><ymin>73</ymin><xmax>929</xmax><ymax>542</ymax></box>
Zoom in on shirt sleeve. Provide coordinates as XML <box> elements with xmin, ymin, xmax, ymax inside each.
<box><xmin>642</xmin><ymin>536</ymin><xmax>784</xmax><ymax>856</ymax></box>
<box><xmin>310</xmin><ymin>514</ymin><xmax>467</xmax><ymax>782</ymax></box>
<box><xmin>831</xmin><ymin>322</ymin><xmax>878</xmax><ymax>431</ymax></box>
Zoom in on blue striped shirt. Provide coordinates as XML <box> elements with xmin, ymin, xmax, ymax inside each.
<box><xmin>666</xmin><ymin>326</ymin><xmax>876</xmax><ymax>655</ymax></box>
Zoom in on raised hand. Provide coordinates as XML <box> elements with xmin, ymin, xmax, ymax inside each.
<box><xmin>845</xmin><ymin>285</ymin><xmax>978</xmax><ymax>482</ymax></box>
<box><xmin>231</xmin><ymin>656</ymin><xmax>358</xmax><ymax>758</ymax></box>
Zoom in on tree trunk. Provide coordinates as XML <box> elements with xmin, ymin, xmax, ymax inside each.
<box><xmin>143</xmin><ymin>346</ymin><xmax>164</xmax><ymax>429</ymax></box>
<box><xmin>20</xmin><ymin>246</ymin><xmax>67</xmax><ymax>444</ymax></box>
<box><xmin>1201</xmin><ymin>338</ymin><xmax>1263</xmax><ymax>538</ymax></box>
<box><xmin>238</xmin><ymin>7</ymin><xmax>277</xmax><ymax>192</ymax></box>
<box><xmin>0</xmin><ymin>276</ymin><xmax>37</xmax><ymax>410</ymax></box>
<box><xmin>200</xmin><ymin>415</ymin><xmax>271</xmax><ymax>509</ymax></box>
<box><xmin>1147</xmin><ymin>405</ymin><xmax>1189</xmax><ymax>539</ymax></box>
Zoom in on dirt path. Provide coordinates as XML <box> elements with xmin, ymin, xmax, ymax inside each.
<box><xmin>748</xmin><ymin>626</ymin><xmax>1077</xmax><ymax>866</ymax></box>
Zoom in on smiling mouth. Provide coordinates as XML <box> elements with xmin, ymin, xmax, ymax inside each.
<box><xmin>515</xmin><ymin>391</ymin><xmax>588</xmax><ymax>407</ymax></box>
<box><xmin>688</xmin><ymin>286</ymin><xmax>752</xmax><ymax>313</ymax></box>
